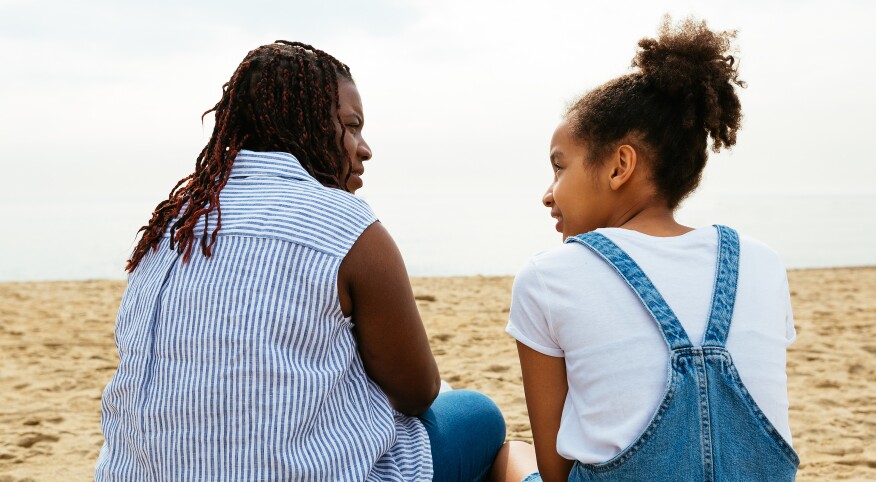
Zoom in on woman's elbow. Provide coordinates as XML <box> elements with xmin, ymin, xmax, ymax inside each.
<box><xmin>393</xmin><ymin>376</ymin><xmax>441</xmax><ymax>416</ymax></box>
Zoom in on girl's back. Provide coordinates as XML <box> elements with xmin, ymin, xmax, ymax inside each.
<box><xmin>508</xmin><ymin>226</ymin><xmax>795</xmax><ymax>466</ymax></box>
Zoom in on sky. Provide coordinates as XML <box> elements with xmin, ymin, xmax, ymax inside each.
<box><xmin>1</xmin><ymin>0</ymin><xmax>874</xmax><ymax>280</ymax></box>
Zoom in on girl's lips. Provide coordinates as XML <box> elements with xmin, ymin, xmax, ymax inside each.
<box><xmin>554</xmin><ymin>216</ymin><xmax>563</xmax><ymax>233</ymax></box>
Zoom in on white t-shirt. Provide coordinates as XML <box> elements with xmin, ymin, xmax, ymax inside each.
<box><xmin>506</xmin><ymin>226</ymin><xmax>795</xmax><ymax>464</ymax></box>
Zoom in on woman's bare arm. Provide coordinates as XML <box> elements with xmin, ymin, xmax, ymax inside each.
<box><xmin>517</xmin><ymin>341</ymin><xmax>574</xmax><ymax>482</ymax></box>
<box><xmin>338</xmin><ymin>222</ymin><xmax>441</xmax><ymax>415</ymax></box>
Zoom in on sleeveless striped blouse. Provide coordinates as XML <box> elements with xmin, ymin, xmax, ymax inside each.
<box><xmin>96</xmin><ymin>150</ymin><xmax>433</xmax><ymax>481</ymax></box>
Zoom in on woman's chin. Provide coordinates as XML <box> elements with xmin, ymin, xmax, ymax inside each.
<box><xmin>346</xmin><ymin>175</ymin><xmax>363</xmax><ymax>193</ymax></box>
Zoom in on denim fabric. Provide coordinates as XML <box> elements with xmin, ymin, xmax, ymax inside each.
<box><xmin>420</xmin><ymin>390</ymin><xmax>507</xmax><ymax>482</ymax></box>
<box><xmin>552</xmin><ymin>225</ymin><xmax>800</xmax><ymax>481</ymax></box>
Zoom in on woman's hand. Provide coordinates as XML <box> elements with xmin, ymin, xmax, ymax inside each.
<box><xmin>339</xmin><ymin>222</ymin><xmax>441</xmax><ymax>415</ymax></box>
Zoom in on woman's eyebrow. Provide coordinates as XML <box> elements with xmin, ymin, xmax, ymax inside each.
<box><xmin>342</xmin><ymin>112</ymin><xmax>363</xmax><ymax>122</ymax></box>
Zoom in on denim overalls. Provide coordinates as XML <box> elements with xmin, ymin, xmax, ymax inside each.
<box><xmin>555</xmin><ymin>225</ymin><xmax>798</xmax><ymax>481</ymax></box>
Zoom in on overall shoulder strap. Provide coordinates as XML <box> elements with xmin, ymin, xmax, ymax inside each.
<box><xmin>701</xmin><ymin>225</ymin><xmax>741</xmax><ymax>347</ymax></box>
<box><xmin>567</xmin><ymin>232</ymin><xmax>693</xmax><ymax>350</ymax></box>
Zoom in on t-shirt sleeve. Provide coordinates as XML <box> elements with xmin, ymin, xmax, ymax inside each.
<box><xmin>783</xmin><ymin>275</ymin><xmax>797</xmax><ymax>346</ymax></box>
<box><xmin>506</xmin><ymin>259</ymin><xmax>564</xmax><ymax>357</ymax></box>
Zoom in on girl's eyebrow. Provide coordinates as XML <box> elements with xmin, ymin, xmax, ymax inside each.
<box><xmin>550</xmin><ymin>151</ymin><xmax>563</xmax><ymax>162</ymax></box>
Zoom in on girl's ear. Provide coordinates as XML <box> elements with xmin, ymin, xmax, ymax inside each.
<box><xmin>608</xmin><ymin>144</ymin><xmax>637</xmax><ymax>191</ymax></box>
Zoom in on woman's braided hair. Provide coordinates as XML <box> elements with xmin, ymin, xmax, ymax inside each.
<box><xmin>126</xmin><ymin>41</ymin><xmax>352</xmax><ymax>271</ymax></box>
<box><xmin>567</xmin><ymin>16</ymin><xmax>745</xmax><ymax>208</ymax></box>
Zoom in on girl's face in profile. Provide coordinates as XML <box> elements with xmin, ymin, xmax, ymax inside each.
<box><xmin>337</xmin><ymin>80</ymin><xmax>371</xmax><ymax>193</ymax></box>
<box><xmin>543</xmin><ymin>120</ymin><xmax>614</xmax><ymax>238</ymax></box>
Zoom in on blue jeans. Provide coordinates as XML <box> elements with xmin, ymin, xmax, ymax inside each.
<box><xmin>419</xmin><ymin>390</ymin><xmax>506</xmax><ymax>482</ymax></box>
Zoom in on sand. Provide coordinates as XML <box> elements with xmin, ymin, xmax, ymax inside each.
<box><xmin>1</xmin><ymin>268</ymin><xmax>874</xmax><ymax>481</ymax></box>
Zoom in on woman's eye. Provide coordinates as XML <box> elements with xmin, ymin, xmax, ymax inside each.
<box><xmin>552</xmin><ymin>162</ymin><xmax>562</xmax><ymax>172</ymax></box>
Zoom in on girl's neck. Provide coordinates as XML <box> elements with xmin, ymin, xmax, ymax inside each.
<box><xmin>608</xmin><ymin>203</ymin><xmax>693</xmax><ymax>237</ymax></box>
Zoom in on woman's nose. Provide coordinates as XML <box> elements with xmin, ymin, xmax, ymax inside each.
<box><xmin>543</xmin><ymin>189</ymin><xmax>554</xmax><ymax>207</ymax></box>
<box><xmin>359</xmin><ymin>140</ymin><xmax>372</xmax><ymax>161</ymax></box>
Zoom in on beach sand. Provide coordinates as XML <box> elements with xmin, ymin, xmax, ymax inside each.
<box><xmin>1</xmin><ymin>268</ymin><xmax>874</xmax><ymax>480</ymax></box>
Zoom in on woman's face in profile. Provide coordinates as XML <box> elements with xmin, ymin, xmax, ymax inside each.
<box><xmin>337</xmin><ymin>80</ymin><xmax>371</xmax><ymax>193</ymax></box>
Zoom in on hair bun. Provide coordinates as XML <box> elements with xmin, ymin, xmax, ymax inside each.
<box><xmin>633</xmin><ymin>15</ymin><xmax>745</xmax><ymax>150</ymax></box>
<box><xmin>634</xmin><ymin>16</ymin><xmax>743</xmax><ymax>95</ymax></box>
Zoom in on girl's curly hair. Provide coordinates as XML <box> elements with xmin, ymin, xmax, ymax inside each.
<box><xmin>567</xmin><ymin>16</ymin><xmax>745</xmax><ymax>208</ymax></box>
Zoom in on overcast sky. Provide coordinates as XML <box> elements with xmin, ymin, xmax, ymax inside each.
<box><xmin>1</xmin><ymin>0</ymin><xmax>874</xmax><ymax>279</ymax></box>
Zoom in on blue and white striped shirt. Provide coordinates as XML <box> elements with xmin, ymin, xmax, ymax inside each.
<box><xmin>96</xmin><ymin>150</ymin><xmax>433</xmax><ymax>481</ymax></box>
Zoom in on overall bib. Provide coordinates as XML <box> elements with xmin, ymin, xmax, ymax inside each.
<box><xmin>562</xmin><ymin>225</ymin><xmax>799</xmax><ymax>481</ymax></box>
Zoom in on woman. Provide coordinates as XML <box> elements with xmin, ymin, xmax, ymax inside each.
<box><xmin>96</xmin><ymin>41</ymin><xmax>505</xmax><ymax>482</ymax></box>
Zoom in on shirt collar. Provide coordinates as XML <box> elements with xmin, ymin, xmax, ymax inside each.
<box><xmin>229</xmin><ymin>150</ymin><xmax>319</xmax><ymax>183</ymax></box>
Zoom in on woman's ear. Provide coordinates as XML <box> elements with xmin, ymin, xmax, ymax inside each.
<box><xmin>607</xmin><ymin>144</ymin><xmax>637</xmax><ymax>191</ymax></box>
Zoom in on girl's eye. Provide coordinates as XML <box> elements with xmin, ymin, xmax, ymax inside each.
<box><xmin>552</xmin><ymin>162</ymin><xmax>562</xmax><ymax>172</ymax></box>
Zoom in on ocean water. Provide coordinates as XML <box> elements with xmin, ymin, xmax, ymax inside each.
<box><xmin>0</xmin><ymin>194</ymin><xmax>873</xmax><ymax>282</ymax></box>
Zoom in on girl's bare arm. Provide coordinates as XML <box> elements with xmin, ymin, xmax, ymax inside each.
<box><xmin>517</xmin><ymin>341</ymin><xmax>574</xmax><ymax>482</ymax></box>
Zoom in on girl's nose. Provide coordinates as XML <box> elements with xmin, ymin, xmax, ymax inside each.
<box><xmin>543</xmin><ymin>189</ymin><xmax>554</xmax><ymax>207</ymax></box>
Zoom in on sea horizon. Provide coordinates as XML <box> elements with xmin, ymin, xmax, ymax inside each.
<box><xmin>1</xmin><ymin>193</ymin><xmax>874</xmax><ymax>282</ymax></box>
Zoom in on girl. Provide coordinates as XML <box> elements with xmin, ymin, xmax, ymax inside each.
<box><xmin>503</xmin><ymin>18</ymin><xmax>798</xmax><ymax>481</ymax></box>
<box><xmin>96</xmin><ymin>41</ymin><xmax>505</xmax><ymax>481</ymax></box>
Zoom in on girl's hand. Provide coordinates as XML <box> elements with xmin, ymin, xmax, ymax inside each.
<box><xmin>518</xmin><ymin>342</ymin><xmax>574</xmax><ymax>482</ymax></box>
<box><xmin>338</xmin><ymin>222</ymin><xmax>441</xmax><ymax>415</ymax></box>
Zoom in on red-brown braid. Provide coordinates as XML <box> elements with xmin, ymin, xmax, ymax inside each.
<box><xmin>126</xmin><ymin>41</ymin><xmax>354</xmax><ymax>272</ymax></box>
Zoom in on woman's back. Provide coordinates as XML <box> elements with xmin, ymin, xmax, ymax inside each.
<box><xmin>96</xmin><ymin>151</ymin><xmax>432</xmax><ymax>481</ymax></box>
<box><xmin>508</xmin><ymin>226</ymin><xmax>795</xmax><ymax>465</ymax></box>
